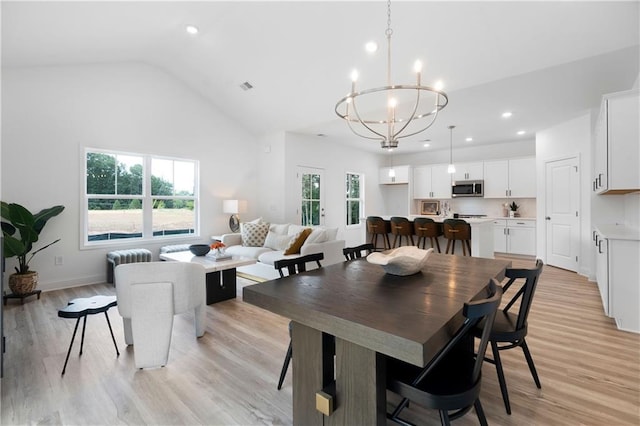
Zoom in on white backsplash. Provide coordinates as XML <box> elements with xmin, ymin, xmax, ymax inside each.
<box><xmin>446</xmin><ymin>198</ymin><xmax>537</xmax><ymax>218</ymax></box>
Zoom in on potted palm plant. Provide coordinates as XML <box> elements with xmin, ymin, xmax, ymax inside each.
<box><xmin>1</xmin><ymin>202</ymin><xmax>65</xmax><ymax>294</ymax></box>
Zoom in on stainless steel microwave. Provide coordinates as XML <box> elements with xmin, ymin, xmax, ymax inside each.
<box><xmin>452</xmin><ymin>180</ymin><xmax>484</xmax><ymax>197</ymax></box>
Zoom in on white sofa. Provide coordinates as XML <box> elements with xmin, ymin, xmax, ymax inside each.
<box><xmin>220</xmin><ymin>223</ymin><xmax>345</xmax><ymax>269</ymax></box>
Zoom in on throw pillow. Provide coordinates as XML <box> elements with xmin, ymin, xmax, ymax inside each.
<box><xmin>305</xmin><ymin>228</ymin><xmax>328</xmax><ymax>244</ymax></box>
<box><xmin>269</xmin><ymin>223</ymin><xmax>290</xmax><ymax>236</ymax></box>
<box><xmin>241</xmin><ymin>222</ymin><xmax>270</xmax><ymax>247</ymax></box>
<box><xmin>263</xmin><ymin>231</ymin><xmax>292</xmax><ymax>251</ymax></box>
<box><xmin>284</xmin><ymin>228</ymin><xmax>312</xmax><ymax>255</ymax></box>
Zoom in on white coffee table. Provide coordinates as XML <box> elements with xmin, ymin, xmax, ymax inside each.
<box><xmin>159</xmin><ymin>251</ymin><xmax>255</xmax><ymax>304</ymax></box>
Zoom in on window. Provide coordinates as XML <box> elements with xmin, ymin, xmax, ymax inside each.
<box><xmin>84</xmin><ymin>149</ymin><xmax>198</xmax><ymax>246</ymax></box>
<box><xmin>346</xmin><ymin>173</ymin><xmax>363</xmax><ymax>226</ymax></box>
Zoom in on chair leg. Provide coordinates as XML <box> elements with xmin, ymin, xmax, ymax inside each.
<box><xmin>465</xmin><ymin>240</ymin><xmax>472</xmax><ymax>256</ymax></box>
<box><xmin>521</xmin><ymin>339</ymin><xmax>542</xmax><ymax>389</ymax></box>
<box><xmin>433</xmin><ymin>237</ymin><xmax>441</xmax><ymax>253</ymax></box>
<box><xmin>385</xmin><ymin>233</ymin><xmax>391</xmax><ymax>250</ymax></box>
<box><xmin>445</xmin><ymin>239</ymin><xmax>452</xmax><ymax>254</ymax></box>
<box><xmin>439</xmin><ymin>410</ymin><xmax>452</xmax><ymax>426</ymax></box>
<box><xmin>393</xmin><ymin>234</ymin><xmax>400</xmax><ymax>248</ymax></box>
<box><xmin>409</xmin><ymin>235</ymin><xmax>415</xmax><ymax>246</ymax></box>
<box><xmin>104</xmin><ymin>311</ymin><xmax>120</xmax><ymax>357</ymax></box>
<box><xmin>491</xmin><ymin>341</ymin><xmax>511</xmax><ymax>415</ymax></box>
<box><xmin>371</xmin><ymin>233</ymin><xmax>378</xmax><ymax>249</ymax></box>
<box><xmin>277</xmin><ymin>340</ymin><xmax>293</xmax><ymax>390</ymax></box>
<box><xmin>61</xmin><ymin>317</ymin><xmax>82</xmax><ymax>375</ymax></box>
<box><xmin>462</xmin><ymin>240</ymin><xmax>467</xmax><ymax>256</ymax></box>
<box><xmin>474</xmin><ymin>399</ymin><xmax>488</xmax><ymax>426</ymax></box>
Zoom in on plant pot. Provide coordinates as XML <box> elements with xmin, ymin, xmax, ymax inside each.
<box><xmin>9</xmin><ymin>271</ymin><xmax>38</xmax><ymax>295</ymax></box>
<box><xmin>509</xmin><ymin>211</ymin><xmax>516</xmax><ymax>218</ymax></box>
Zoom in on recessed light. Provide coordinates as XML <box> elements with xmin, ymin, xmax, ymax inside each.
<box><xmin>465</xmin><ymin>137</ymin><xmax>473</xmax><ymax>142</ymax></box>
<box><xmin>423</xmin><ymin>143</ymin><xmax>430</xmax><ymax>148</ymax></box>
<box><xmin>502</xmin><ymin>111</ymin><xmax>513</xmax><ymax>118</ymax></box>
<box><xmin>434</xmin><ymin>80</ymin><xmax>444</xmax><ymax>91</ymax></box>
<box><xmin>365</xmin><ymin>41</ymin><xmax>378</xmax><ymax>53</ymax></box>
<box><xmin>185</xmin><ymin>25</ymin><xmax>199</xmax><ymax>35</ymax></box>
<box><xmin>517</xmin><ymin>130</ymin><xmax>526</xmax><ymax>135</ymax></box>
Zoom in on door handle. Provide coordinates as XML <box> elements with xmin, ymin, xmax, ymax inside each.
<box><xmin>545</xmin><ymin>216</ymin><xmax>551</xmax><ymax>220</ymax></box>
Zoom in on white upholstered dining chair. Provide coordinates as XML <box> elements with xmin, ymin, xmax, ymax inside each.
<box><xmin>115</xmin><ymin>261</ymin><xmax>206</xmax><ymax>369</ymax></box>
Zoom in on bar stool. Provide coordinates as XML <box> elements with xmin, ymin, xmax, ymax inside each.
<box><xmin>367</xmin><ymin>216</ymin><xmax>391</xmax><ymax>250</ymax></box>
<box><xmin>390</xmin><ymin>217</ymin><xmax>415</xmax><ymax>248</ymax></box>
<box><xmin>413</xmin><ymin>217</ymin><xmax>442</xmax><ymax>253</ymax></box>
<box><xmin>443</xmin><ymin>219</ymin><xmax>472</xmax><ymax>256</ymax></box>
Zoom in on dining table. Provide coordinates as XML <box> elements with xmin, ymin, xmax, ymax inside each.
<box><xmin>243</xmin><ymin>253</ymin><xmax>511</xmax><ymax>425</ymax></box>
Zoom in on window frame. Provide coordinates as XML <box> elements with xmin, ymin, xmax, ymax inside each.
<box><xmin>82</xmin><ymin>147</ymin><xmax>200</xmax><ymax>248</ymax></box>
<box><xmin>345</xmin><ymin>172</ymin><xmax>364</xmax><ymax>228</ymax></box>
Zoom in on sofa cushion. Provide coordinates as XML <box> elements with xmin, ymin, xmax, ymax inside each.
<box><xmin>225</xmin><ymin>245</ymin><xmax>272</xmax><ymax>259</ymax></box>
<box><xmin>269</xmin><ymin>223</ymin><xmax>290</xmax><ymax>235</ymax></box>
<box><xmin>306</xmin><ymin>228</ymin><xmax>328</xmax><ymax>244</ymax></box>
<box><xmin>284</xmin><ymin>228</ymin><xmax>312</xmax><ymax>255</ymax></box>
<box><xmin>241</xmin><ymin>222</ymin><xmax>270</xmax><ymax>247</ymax></box>
<box><xmin>263</xmin><ymin>231</ymin><xmax>292</xmax><ymax>251</ymax></box>
<box><xmin>257</xmin><ymin>250</ymin><xmax>298</xmax><ymax>266</ymax></box>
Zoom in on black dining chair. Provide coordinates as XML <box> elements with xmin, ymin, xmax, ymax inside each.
<box><xmin>273</xmin><ymin>252</ymin><xmax>324</xmax><ymax>390</ymax></box>
<box><xmin>386</xmin><ymin>279</ymin><xmax>503</xmax><ymax>426</ymax></box>
<box><xmin>343</xmin><ymin>243</ymin><xmax>375</xmax><ymax>260</ymax></box>
<box><xmin>474</xmin><ymin>259</ymin><xmax>544</xmax><ymax>415</ymax></box>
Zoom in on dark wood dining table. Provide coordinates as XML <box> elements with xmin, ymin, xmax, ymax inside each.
<box><xmin>243</xmin><ymin>253</ymin><xmax>511</xmax><ymax>425</ymax></box>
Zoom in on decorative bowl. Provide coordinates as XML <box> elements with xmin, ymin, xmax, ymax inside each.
<box><xmin>189</xmin><ymin>244</ymin><xmax>211</xmax><ymax>256</ymax></box>
<box><xmin>366</xmin><ymin>247</ymin><xmax>434</xmax><ymax>276</ymax></box>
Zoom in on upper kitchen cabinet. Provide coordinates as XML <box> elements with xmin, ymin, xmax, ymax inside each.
<box><xmin>413</xmin><ymin>164</ymin><xmax>451</xmax><ymax>199</ymax></box>
<box><xmin>593</xmin><ymin>89</ymin><xmax>640</xmax><ymax>194</ymax></box>
<box><xmin>380</xmin><ymin>165</ymin><xmax>410</xmax><ymax>184</ymax></box>
<box><xmin>452</xmin><ymin>162</ymin><xmax>484</xmax><ymax>182</ymax></box>
<box><xmin>484</xmin><ymin>157</ymin><xmax>536</xmax><ymax>198</ymax></box>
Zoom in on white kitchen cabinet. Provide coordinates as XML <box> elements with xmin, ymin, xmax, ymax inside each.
<box><xmin>493</xmin><ymin>218</ymin><xmax>536</xmax><ymax>256</ymax></box>
<box><xmin>593</xmin><ymin>89</ymin><xmax>640</xmax><ymax>194</ymax></box>
<box><xmin>412</xmin><ymin>164</ymin><xmax>451</xmax><ymax>199</ymax></box>
<box><xmin>484</xmin><ymin>157</ymin><xmax>536</xmax><ymax>198</ymax></box>
<box><xmin>380</xmin><ymin>165</ymin><xmax>409</xmax><ymax>184</ymax></box>
<box><xmin>594</xmin><ymin>225</ymin><xmax>640</xmax><ymax>333</ymax></box>
<box><xmin>452</xmin><ymin>162</ymin><xmax>484</xmax><ymax>182</ymax></box>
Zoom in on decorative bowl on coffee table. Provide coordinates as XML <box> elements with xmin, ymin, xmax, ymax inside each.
<box><xmin>189</xmin><ymin>244</ymin><xmax>211</xmax><ymax>256</ymax></box>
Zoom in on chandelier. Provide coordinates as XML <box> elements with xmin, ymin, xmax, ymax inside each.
<box><xmin>335</xmin><ymin>0</ymin><xmax>448</xmax><ymax>149</ymax></box>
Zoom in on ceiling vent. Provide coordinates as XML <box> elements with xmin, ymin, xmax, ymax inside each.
<box><xmin>239</xmin><ymin>81</ymin><xmax>254</xmax><ymax>91</ymax></box>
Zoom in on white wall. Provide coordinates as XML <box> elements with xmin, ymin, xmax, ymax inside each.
<box><xmin>1</xmin><ymin>63</ymin><xmax>260</xmax><ymax>290</ymax></box>
<box><xmin>265</xmin><ymin>133</ymin><xmax>381</xmax><ymax>247</ymax></box>
<box><xmin>392</xmin><ymin>138</ymin><xmax>535</xmax><ymax>166</ymax></box>
<box><xmin>536</xmin><ymin>113</ymin><xmax>594</xmax><ymax>278</ymax></box>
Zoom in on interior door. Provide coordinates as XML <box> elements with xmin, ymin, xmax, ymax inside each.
<box><xmin>298</xmin><ymin>167</ymin><xmax>325</xmax><ymax>226</ymax></box>
<box><xmin>545</xmin><ymin>157</ymin><xmax>580</xmax><ymax>271</ymax></box>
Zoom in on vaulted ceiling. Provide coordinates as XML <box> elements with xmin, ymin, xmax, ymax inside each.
<box><xmin>2</xmin><ymin>1</ymin><xmax>639</xmax><ymax>153</ymax></box>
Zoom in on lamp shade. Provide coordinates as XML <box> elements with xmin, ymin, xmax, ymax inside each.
<box><xmin>223</xmin><ymin>200</ymin><xmax>247</xmax><ymax>214</ymax></box>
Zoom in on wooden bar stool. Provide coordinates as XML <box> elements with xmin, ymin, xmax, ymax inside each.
<box><xmin>390</xmin><ymin>217</ymin><xmax>415</xmax><ymax>248</ymax></box>
<box><xmin>443</xmin><ymin>219</ymin><xmax>472</xmax><ymax>256</ymax></box>
<box><xmin>413</xmin><ymin>217</ymin><xmax>442</xmax><ymax>253</ymax></box>
<box><xmin>367</xmin><ymin>216</ymin><xmax>391</xmax><ymax>250</ymax></box>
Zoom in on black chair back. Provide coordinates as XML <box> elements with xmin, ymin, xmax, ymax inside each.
<box><xmin>386</xmin><ymin>279</ymin><xmax>503</xmax><ymax>424</ymax></box>
<box><xmin>274</xmin><ymin>252</ymin><xmax>324</xmax><ymax>278</ymax></box>
<box><xmin>343</xmin><ymin>243</ymin><xmax>375</xmax><ymax>261</ymax></box>
<box><xmin>503</xmin><ymin>259</ymin><xmax>544</xmax><ymax>332</ymax></box>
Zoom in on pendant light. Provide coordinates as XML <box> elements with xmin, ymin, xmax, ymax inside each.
<box><xmin>447</xmin><ymin>125</ymin><xmax>456</xmax><ymax>174</ymax></box>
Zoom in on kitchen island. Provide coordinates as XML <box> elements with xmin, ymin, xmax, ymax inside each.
<box><xmin>366</xmin><ymin>215</ymin><xmax>495</xmax><ymax>259</ymax></box>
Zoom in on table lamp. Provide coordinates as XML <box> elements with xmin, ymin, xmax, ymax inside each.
<box><xmin>223</xmin><ymin>199</ymin><xmax>247</xmax><ymax>232</ymax></box>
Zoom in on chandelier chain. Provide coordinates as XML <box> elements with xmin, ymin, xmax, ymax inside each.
<box><xmin>386</xmin><ymin>0</ymin><xmax>393</xmax><ymax>37</ymax></box>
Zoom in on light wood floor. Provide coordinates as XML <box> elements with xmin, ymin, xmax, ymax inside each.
<box><xmin>1</xmin><ymin>257</ymin><xmax>639</xmax><ymax>425</ymax></box>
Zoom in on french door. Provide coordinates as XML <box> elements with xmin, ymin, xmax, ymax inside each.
<box><xmin>297</xmin><ymin>166</ymin><xmax>325</xmax><ymax>226</ymax></box>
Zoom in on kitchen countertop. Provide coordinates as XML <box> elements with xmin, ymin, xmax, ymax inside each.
<box><xmin>595</xmin><ymin>224</ymin><xmax>640</xmax><ymax>241</ymax></box>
